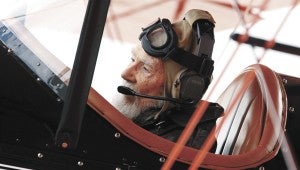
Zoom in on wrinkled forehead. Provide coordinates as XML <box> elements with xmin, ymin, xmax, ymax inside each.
<box><xmin>131</xmin><ymin>45</ymin><xmax>163</xmax><ymax>66</ymax></box>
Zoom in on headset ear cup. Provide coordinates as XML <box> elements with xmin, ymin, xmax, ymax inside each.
<box><xmin>180</xmin><ymin>70</ymin><xmax>206</xmax><ymax>102</ymax></box>
<box><xmin>172</xmin><ymin>69</ymin><xmax>206</xmax><ymax>103</ymax></box>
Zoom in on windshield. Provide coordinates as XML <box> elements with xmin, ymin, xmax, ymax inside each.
<box><xmin>0</xmin><ymin>0</ymin><xmax>88</xmax><ymax>99</ymax></box>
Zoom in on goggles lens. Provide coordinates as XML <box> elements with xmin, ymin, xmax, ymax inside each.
<box><xmin>148</xmin><ymin>27</ymin><xmax>168</xmax><ymax>48</ymax></box>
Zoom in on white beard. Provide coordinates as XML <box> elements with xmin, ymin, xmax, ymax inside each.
<box><xmin>110</xmin><ymin>82</ymin><xmax>164</xmax><ymax>120</ymax></box>
<box><xmin>111</xmin><ymin>92</ymin><xmax>142</xmax><ymax>119</ymax></box>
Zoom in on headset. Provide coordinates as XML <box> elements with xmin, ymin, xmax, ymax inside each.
<box><xmin>139</xmin><ymin>17</ymin><xmax>215</xmax><ymax>104</ymax></box>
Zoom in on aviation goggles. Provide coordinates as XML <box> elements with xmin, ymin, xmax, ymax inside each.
<box><xmin>139</xmin><ymin>18</ymin><xmax>215</xmax><ymax>76</ymax></box>
<box><xmin>139</xmin><ymin>18</ymin><xmax>178</xmax><ymax>60</ymax></box>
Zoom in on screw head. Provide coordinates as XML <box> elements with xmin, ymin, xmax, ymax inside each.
<box><xmin>114</xmin><ymin>132</ymin><xmax>121</xmax><ymax>138</ymax></box>
<box><xmin>77</xmin><ymin>161</ymin><xmax>84</xmax><ymax>166</ymax></box>
<box><xmin>37</xmin><ymin>153</ymin><xmax>44</xmax><ymax>159</ymax></box>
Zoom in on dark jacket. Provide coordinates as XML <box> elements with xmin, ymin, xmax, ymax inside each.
<box><xmin>135</xmin><ymin>102</ymin><xmax>223</xmax><ymax>151</ymax></box>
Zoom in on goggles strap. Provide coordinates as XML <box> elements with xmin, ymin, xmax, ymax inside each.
<box><xmin>169</xmin><ymin>47</ymin><xmax>214</xmax><ymax>78</ymax></box>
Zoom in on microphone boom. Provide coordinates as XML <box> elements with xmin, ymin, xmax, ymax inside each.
<box><xmin>117</xmin><ymin>86</ymin><xmax>194</xmax><ymax>105</ymax></box>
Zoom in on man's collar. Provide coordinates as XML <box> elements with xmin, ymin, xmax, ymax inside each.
<box><xmin>169</xmin><ymin>102</ymin><xmax>224</xmax><ymax>127</ymax></box>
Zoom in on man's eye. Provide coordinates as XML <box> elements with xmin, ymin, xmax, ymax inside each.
<box><xmin>143</xmin><ymin>66</ymin><xmax>150</xmax><ymax>72</ymax></box>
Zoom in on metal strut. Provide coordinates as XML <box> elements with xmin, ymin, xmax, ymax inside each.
<box><xmin>231</xmin><ymin>33</ymin><xmax>300</xmax><ymax>56</ymax></box>
<box><xmin>55</xmin><ymin>0</ymin><xmax>110</xmax><ymax>149</ymax></box>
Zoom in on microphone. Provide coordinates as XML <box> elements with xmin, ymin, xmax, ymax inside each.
<box><xmin>117</xmin><ymin>86</ymin><xmax>195</xmax><ymax>105</ymax></box>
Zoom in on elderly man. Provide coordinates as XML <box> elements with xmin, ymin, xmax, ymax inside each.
<box><xmin>112</xmin><ymin>9</ymin><xmax>223</xmax><ymax>149</ymax></box>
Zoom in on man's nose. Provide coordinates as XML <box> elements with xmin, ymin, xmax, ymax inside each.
<box><xmin>121</xmin><ymin>65</ymin><xmax>137</xmax><ymax>83</ymax></box>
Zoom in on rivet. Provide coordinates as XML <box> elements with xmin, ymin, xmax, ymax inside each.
<box><xmin>282</xmin><ymin>78</ymin><xmax>287</xmax><ymax>84</ymax></box>
<box><xmin>77</xmin><ymin>161</ymin><xmax>84</xmax><ymax>166</ymax></box>
<box><xmin>114</xmin><ymin>132</ymin><xmax>121</xmax><ymax>138</ymax></box>
<box><xmin>159</xmin><ymin>157</ymin><xmax>166</xmax><ymax>163</ymax></box>
<box><xmin>258</xmin><ymin>166</ymin><xmax>265</xmax><ymax>170</ymax></box>
<box><xmin>288</xmin><ymin>106</ymin><xmax>295</xmax><ymax>113</ymax></box>
<box><xmin>37</xmin><ymin>153</ymin><xmax>44</xmax><ymax>159</ymax></box>
<box><xmin>36</xmin><ymin>77</ymin><xmax>41</xmax><ymax>81</ymax></box>
<box><xmin>115</xmin><ymin>167</ymin><xmax>122</xmax><ymax>170</ymax></box>
<box><xmin>16</xmin><ymin>138</ymin><xmax>20</xmax><ymax>143</ymax></box>
<box><xmin>36</xmin><ymin>62</ymin><xmax>41</xmax><ymax>66</ymax></box>
<box><xmin>56</xmin><ymin>98</ymin><xmax>62</xmax><ymax>102</ymax></box>
<box><xmin>61</xmin><ymin>142</ymin><xmax>68</xmax><ymax>148</ymax></box>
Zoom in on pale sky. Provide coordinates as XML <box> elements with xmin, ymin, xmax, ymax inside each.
<box><xmin>94</xmin><ymin>4</ymin><xmax>300</xmax><ymax>102</ymax></box>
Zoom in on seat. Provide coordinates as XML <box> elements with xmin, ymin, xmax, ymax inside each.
<box><xmin>215</xmin><ymin>64</ymin><xmax>287</xmax><ymax>160</ymax></box>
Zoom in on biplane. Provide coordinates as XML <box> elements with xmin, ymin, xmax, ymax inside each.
<box><xmin>0</xmin><ymin>0</ymin><xmax>299</xmax><ymax>169</ymax></box>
